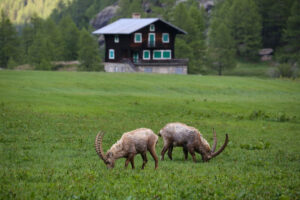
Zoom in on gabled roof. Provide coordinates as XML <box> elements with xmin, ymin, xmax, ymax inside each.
<box><xmin>92</xmin><ymin>18</ymin><xmax>187</xmax><ymax>35</ymax></box>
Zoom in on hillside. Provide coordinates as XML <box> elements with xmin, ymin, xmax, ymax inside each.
<box><xmin>0</xmin><ymin>70</ymin><xmax>299</xmax><ymax>199</ymax></box>
<box><xmin>0</xmin><ymin>0</ymin><xmax>71</xmax><ymax>24</ymax></box>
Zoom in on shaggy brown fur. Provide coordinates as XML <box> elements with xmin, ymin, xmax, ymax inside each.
<box><xmin>95</xmin><ymin>128</ymin><xmax>158</xmax><ymax>169</ymax></box>
<box><xmin>159</xmin><ymin>122</ymin><xmax>228</xmax><ymax>162</ymax></box>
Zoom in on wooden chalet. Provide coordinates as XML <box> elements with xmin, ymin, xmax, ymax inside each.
<box><xmin>92</xmin><ymin>15</ymin><xmax>188</xmax><ymax>74</ymax></box>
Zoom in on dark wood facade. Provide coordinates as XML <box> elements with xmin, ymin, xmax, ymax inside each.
<box><xmin>104</xmin><ymin>20</ymin><xmax>178</xmax><ymax>63</ymax></box>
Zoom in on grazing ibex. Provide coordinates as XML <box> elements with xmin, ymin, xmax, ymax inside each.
<box><xmin>95</xmin><ymin>128</ymin><xmax>159</xmax><ymax>169</ymax></box>
<box><xmin>159</xmin><ymin>122</ymin><xmax>228</xmax><ymax>162</ymax></box>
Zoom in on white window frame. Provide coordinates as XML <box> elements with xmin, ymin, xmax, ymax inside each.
<box><xmin>114</xmin><ymin>35</ymin><xmax>119</xmax><ymax>43</ymax></box>
<box><xmin>148</xmin><ymin>33</ymin><xmax>155</xmax><ymax>47</ymax></box>
<box><xmin>162</xmin><ymin>33</ymin><xmax>169</xmax><ymax>43</ymax></box>
<box><xmin>134</xmin><ymin>33</ymin><xmax>142</xmax><ymax>43</ymax></box>
<box><xmin>143</xmin><ymin>50</ymin><xmax>151</xmax><ymax>60</ymax></box>
<box><xmin>109</xmin><ymin>49</ymin><xmax>115</xmax><ymax>59</ymax></box>
<box><xmin>150</xmin><ymin>24</ymin><xmax>155</xmax><ymax>31</ymax></box>
<box><xmin>153</xmin><ymin>50</ymin><xmax>171</xmax><ymax>60</ymax></box>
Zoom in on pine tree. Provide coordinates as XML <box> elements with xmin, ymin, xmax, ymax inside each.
<box><xmin>59</xmin><ymin>15</ymin><xmax>80</xmax><ymax>61</ymax></box>
<box><xmin>21</xmin><ymin>24</ymin><xmax>35</xmax><ymax>63</ymax></box>
<box><xmin>78</xmin><ymin>28</ymin><xmax>103</xmax><ymax>71</ymax></box>
<box><xmin>281</xmin><ymin>0</ymin><xmax>300</xmax><ymax>64</ymax></box>
<box><xmin>0</xmin><ymin>11</ymin><xmax>20</xmax><ymax>68</ymax></box>
<box><xmin>43</xmin><ymin>18</ymin><xmax>64</xmax><ymax>61</ymax></box>
<box><xmin>254</xmin><ymin>0</ymin><xmax>294</xmax><ymax>49</ymax></box>
<box><xmin>172</xmin><ymin>3</ymin><xmax>206</xmax><ymax>74</ymax></box>
<box><xmin>208</xmin><ymin>21</ymin><xmax>236</xmax><ymax>75</ymax></box>
<box><xmin>28</xmin><ymin>31</ymin><xmax>54</xmax><ymax>70</ymax></box>
<box><xmin>189</xmin><ymin>6</ymin><xmax>206</xmax><ymax>74</ymax></box>
<box><xmin>227</xmin><ymin>0</ymin><xmax>262</xmax><ymax>60</ymax></box>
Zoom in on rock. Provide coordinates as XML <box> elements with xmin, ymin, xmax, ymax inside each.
<box><xmin>259</xmin><ymin>48</ymin><xmax>274</xmax><ymax>61</ymax></box>
<box><xmin>90</xmin><ymin>4</ymin><xmax>119</xmax><ymax>29</ymax></box>
<box><xmin>259</xmin><ymin>48</ymin><xmax>274</xmax><ymax>56</ymax></box>
<box><xmin>199</xmin><ymin>0</ymin><xmax>214</xmax><ymax>12</ymax></box>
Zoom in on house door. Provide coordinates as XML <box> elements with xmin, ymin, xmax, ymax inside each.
<box><xmin>133</xmin><ymin>52</ymin><xmax>139</xmax><ymax>63</ymax></box>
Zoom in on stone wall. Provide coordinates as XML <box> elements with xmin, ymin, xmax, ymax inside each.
<box><xmin>137</xmin><ymin>66</ymin><xmax>187</xmax><ymax>74</ymax></box>
<box><xmin>104</xmin><ymin>62</ymin><xmax>135</xmax><ymax>72</ymax></box>
<box><xmin>104</xmin><ymin>62</ymin><xmax>187</xmax><ymax>74</ymax></box>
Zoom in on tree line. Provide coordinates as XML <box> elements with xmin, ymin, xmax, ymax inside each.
<box><xmin>0</xmin><ymin>12</ymin><xmax>102</xmax><ymax>71</ymax></box>
<box><xmin>0</xmin><ymin>0</ymin><xmax>299</xmax><ymax>75</ymax></box>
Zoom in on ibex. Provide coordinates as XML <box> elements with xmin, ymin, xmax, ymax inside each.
<box><xmin>95</xmin><ymin>128</ymin><xmax>159</xmax><ymax>169</ymax></box>
<box><xmin>159</xmin><ymin>122</ymin><xmax>228</xmax><ymax>162</ymax></box>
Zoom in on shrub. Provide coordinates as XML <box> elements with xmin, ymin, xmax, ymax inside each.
<box><xmin>269</xmin><ymin>63</ymin><xmax>299</xmax><ymax>78</ymax></box>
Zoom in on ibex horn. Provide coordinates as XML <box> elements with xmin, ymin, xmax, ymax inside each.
<box><xmin>211</xmin><ymin>134</ymin><xmax>229</xmax><ymax>158</ymax></box>
<box><xmin>95</xmin><ymin>131</ymin><xmax>107</xmax><ymax>163</ymax></box>
<box><xmin>211</xmin><ymin>128</ymin><xmax>217</xmax><ymax>153</ymax></box>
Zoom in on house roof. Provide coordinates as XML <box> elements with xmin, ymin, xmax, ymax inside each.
<box><xmin>92</xmin><ymin>18</ymin><xmax>187</xmax><ymax>35</ymax></box>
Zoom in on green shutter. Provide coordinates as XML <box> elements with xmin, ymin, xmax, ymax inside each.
<box><xmin>154</xmin><ymin>51</ymin><xmax>161</xmax><ymax>59</ymax></box>
<box><xmin>135</xmin><ymin>33</ymin><xmax>141</xmax><ymax>42</ymax></box>
<box><xmin>144</xmin><ymin>51</ymin><xmax>149</xmax><ymax>59</ymax></box>
<box><xmin>163</xmin><ymin>34</ymin><xmax>169</xmax><ymax>42</ymax></box>
<box><xmin>109</xmin><ymin>49</ymin><xmax>114</xmax><ymax>59</ymax></box>
<box><xmin>163</xmin><ymin>51</ymin><xmax>170</xmax><ymax>58</ymax></box>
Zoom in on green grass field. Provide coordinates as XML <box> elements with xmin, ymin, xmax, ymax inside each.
<box><xmin>0</xmin><ymin>70</ymin><xmax>300</xmax><ymax>199</ymax></box>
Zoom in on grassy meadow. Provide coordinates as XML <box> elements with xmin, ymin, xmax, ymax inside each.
<box><xmin>0</xmin><ymin>70</ymin><xmax>300</xmax><ymax>199</ymax></box>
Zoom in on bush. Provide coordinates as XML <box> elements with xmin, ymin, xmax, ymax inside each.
<box><xmin>268</xmin><ymin>63</ymin><xmax>298</xmax><ymax>78</ymax></box>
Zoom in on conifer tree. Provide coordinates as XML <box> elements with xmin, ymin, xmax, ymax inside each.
<box><xmin>228</xmin><ymin>0</ymin><xmax>262</xmax><ymax>60</ymax></box>
<box><xmin>0</xmin><ymin>11</ymin><xmax>19</xmax><ymax>68</ymax></box>
<box><xmin>59</xmin><ymin>15</ymin><xmax>80</xmax><ymax>61</ymax></box>
<box><xmin>78</xmin><ymin>28</ymin><xmax>102</xmax><ymax>71</ymax></box>
<box><xmin>43</xmin><ymin>18</ymin><xmax>64</xmax><ymax>61</ymax></box>
<box><xmin>281</xmin><ymin>0</ymin><xmax>300</xmax><ymax>63</ymax></box>
<box><xmin>208</xmin><ymin>21</ymin><xmax>236</xmax><ymax>75</ymax></box>
<box><xmin>21</xmin><ymin>24</ymin><xmax>35</xmax><ymax>63</ymax></box>
<box><xmin>189</xmin><ymin>6</ymin><xmax>206</xmax><ymax>74</ymax></box>
<box><xmin>254</xmin><ymin>0</ymin><xmax>294</xmax><ymax>49</ymax></box>
<box><xmin>173</xmin><ymin>3</ymin><xmax>206</xmax><ymax>74</ymax></box>
<box><xmin>28</xmin><ymin>31</ymin><xmax>54</xmax><ymax>70</ymax></box>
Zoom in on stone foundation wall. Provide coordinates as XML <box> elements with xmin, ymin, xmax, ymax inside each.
<box><xmin>137</xmin><ymin>66</ymin><xmax>187</xmax><ymax>74</ymax></box>
<box><xmin>104</xmin><ymin>62</ymin><xmax>187</xmax><ymax>74</ymax></box>
<box><xmin>104</xmin><ymin>63</ymin><xmax>135</xmax><ymax>72</ymax></box>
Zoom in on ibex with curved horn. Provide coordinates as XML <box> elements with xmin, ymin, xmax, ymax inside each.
<box><xmin>159</xmin><ymin>123</ymin><xmax>228</xmax><ymax>162</ymax></box>
<box><xmin>95</xmin><ymin>128</ymin><xmax>159</xmax><ymax>169</ymax></box>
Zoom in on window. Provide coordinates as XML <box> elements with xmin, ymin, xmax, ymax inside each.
<box><xmin>134</xmin><ymin>33</ymin><xmax>142</xmax><ymax>43</ymax></box>
<box><xmin>114</xmin><ymin>35</ymin><xmax>119</xmax><ymax>43</ymax></box>
<box><xmin>153</xmin><ymin>50</ymin><xmax>171</xmax><ymax>60</ymax></box>
<box><xmin>148</xmin><ymin>33</ymin><xmax>155</xmax><ymax>47</ymax></box>
<box><xmin>153</xmin><ymin>50</ymin><xmax>162</xmax><ymax>59</ymax></box>
<box><xmin>163</xmin><ymin>50</ymin><xmax>171</xmax><ymax>59</ymax></box>
<box><xmin>143</xmin><ymin>50</ymin><xmax>150</xmax><ymax>60</ymax></box>
<box><xmin>150</xmin><ymin>24</ymin><xmax>155</xmax><ymax>31</ymax></box>
<box><xmin>162</xmin><ymin>33</ymin><xmax>169</xmax><ymax>43</ymax></box>
<box><xmin>109</xmin><ymin>49</ymin><xmax>115</xmax><ymax>59</ymax></box>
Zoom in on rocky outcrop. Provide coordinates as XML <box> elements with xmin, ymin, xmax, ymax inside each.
<box><xmin>199</xmin><ymin>0</ymin><xmax>215</xmax><ymax>12</ymax></box>
<box><xmin>90</xmin><ymin>3</ymin><xmax>119</xmax><ymax>29</ymax></box>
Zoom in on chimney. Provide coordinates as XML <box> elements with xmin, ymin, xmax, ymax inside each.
<box><xmin>132</xmin><ymin>13</ymin><xmax>141</xmax><ymax>19</ymax></box>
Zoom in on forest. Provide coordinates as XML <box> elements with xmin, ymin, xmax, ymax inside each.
<box><xmin>0</xmin><ymin>0</ymin><xmax>299</xmax><ymax>76</ymax></box>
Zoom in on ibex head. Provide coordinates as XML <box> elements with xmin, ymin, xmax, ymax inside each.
<box><xmin>94</xmin><ymin>132</ymin><xmax>115</xmax><ymax>169</ymax></box>
<box><xmin>200</xmin><ymin>129</ymin><xmax>229</xmax><ymax>162</ymax></box>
